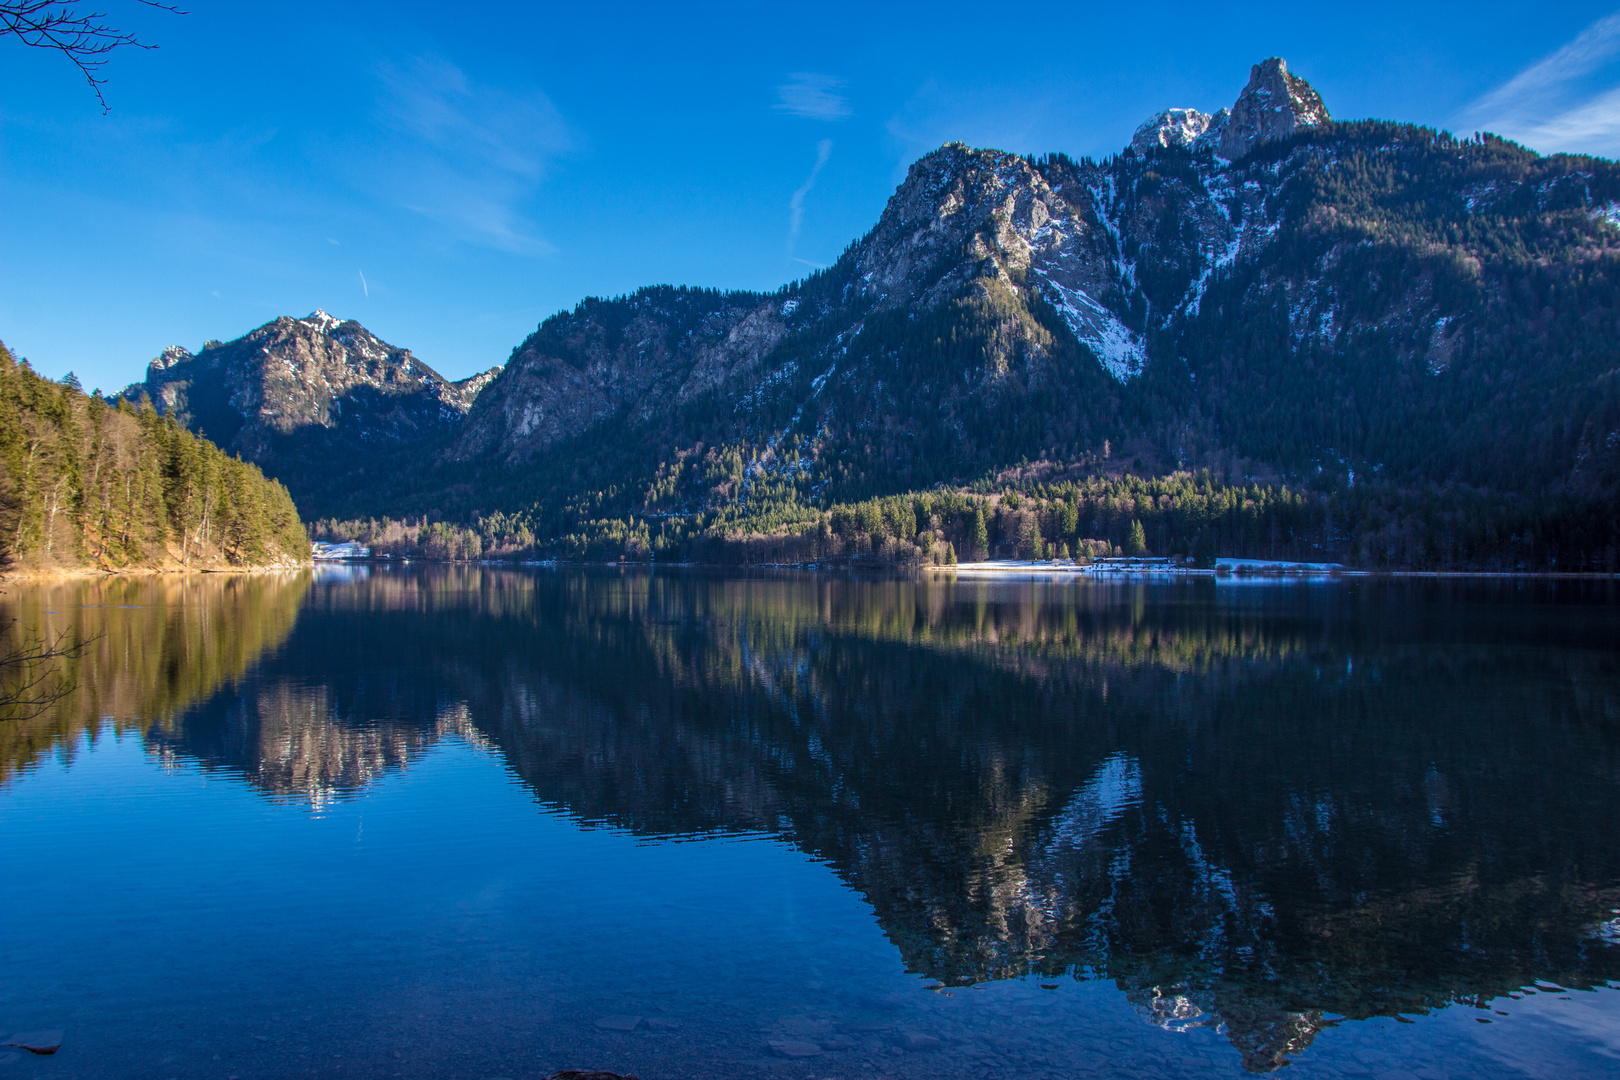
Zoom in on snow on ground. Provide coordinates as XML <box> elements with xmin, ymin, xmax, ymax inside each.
<box><xmin>1032</xmin><ymin>270</ymin><xmax>1147</xmax><ymax>381</ymax></box>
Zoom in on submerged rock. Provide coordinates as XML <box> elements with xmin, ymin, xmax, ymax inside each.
<box><xmin>768</xmin><ymin>1038</ymin><xmax>823</xmax><ymax>1058</ymax></box>
<box><xmin>593</xmin><ymin>1015</ymin><xmax>642</xmax><ymax>1032</ymax></box>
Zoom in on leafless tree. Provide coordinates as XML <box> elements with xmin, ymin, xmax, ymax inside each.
<box><xmin>1</xmin><ymin>1</ymin><xmax>184</xmax><ymax>113</ymax></box>
<box><xmin>0</xmin><ymin>618</ymin><xmax>89</xmax><ymax>720</ymax></box>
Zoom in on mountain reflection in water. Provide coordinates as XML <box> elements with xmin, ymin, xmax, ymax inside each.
<box><xmin>8</xmin><ymin>566</ymin><xmax>1620</xmax><ymax>1073</ymax></box>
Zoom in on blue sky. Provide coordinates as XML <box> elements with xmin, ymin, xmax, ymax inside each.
<box><xmin>3</xmin><ymin>1</ymin><xmax>1620</xmax><ymax>392</ymax></box>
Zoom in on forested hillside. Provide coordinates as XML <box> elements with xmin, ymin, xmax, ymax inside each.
<box><xmin>0</xmin><ymin>342</ymin><xmax>308</xmax><ymax>572</ymax></box>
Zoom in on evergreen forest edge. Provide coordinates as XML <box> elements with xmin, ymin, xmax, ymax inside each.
<box><xmin>0</xmin><ymin>342</ymin><xmax>308</xmax><ymax>573</ymax></box>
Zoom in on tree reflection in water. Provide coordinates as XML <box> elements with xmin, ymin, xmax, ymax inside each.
<box><xmin>16</xmin><ymin>566</ymin><xmax>1620</xmax><ymax>1072</ymax></box>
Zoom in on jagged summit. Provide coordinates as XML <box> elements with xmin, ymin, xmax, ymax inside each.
<box><xmin>149</xmin><ymin>344</ymin><xmax>193</xmax><ymax>373</ymax></box>
<box><xmin>302</xmin><ymin>309</ymin><xmax>344</xmax><ymax>334</ymax></box>
<box><xmin>1131</xmin><ymin>107</ymin><xmax>1221</xmax><ymax>154</ymax></box>
<box><xmin>1217</xmin><ymin>57</ymin><xmax>1329</xmax><ymax>159</ymax></box>
<box><xmin>1130</xmin><ymin>57</ymin><xmax>1329</xmax><ymax>161</ymax></box>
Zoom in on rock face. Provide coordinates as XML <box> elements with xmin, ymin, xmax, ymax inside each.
<box><xmin>453</xmin><ymin>288</ymin><xmax>772</xmax><ymax>462</ymax></box>
<box><xmin>1131</xmin><ymin>107</ymin><xmax>1221</xmax><ymax>153</ymax></box>
<box><xmin>131</xmin><ymin>310</ymin><xmax>490</xmax><ymax>457</ymax></box>
<box><xmin>128</xmin><ymin>311</ymin><xmax>499</xmax><ymax>513</ymax></box>
<box><xmin>1215</xmin><ymin>57</ymin><xmax>1330</xmax><ymax>160</ymax></box>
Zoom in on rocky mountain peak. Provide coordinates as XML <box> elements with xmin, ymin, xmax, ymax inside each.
<box><xmin>149</xmin><ymin>344</ymin><xmax>194</xmax><ymax>374</ymax></box>
<box><xmin>127</xmin><ymin>312</ymin><xmax>506</xmax><ymax>508</ymax></box>
<box><xmin>301</xmin><ymin>309</ymin><xmax>344</xmax><ymax>334</ymax></box>
<box><xmin>1131</xmin><ymin>108</ymin><xmax>1221</xmax><ymax>153</ymax></box>
<box><xmin>1129</xmin><ymin>58</ymin><xmax>1330</xmax><ymax>163</ymax></box>
<box><xmin>1216</xmin><ymin>57</ymin><xmax>1329</xmax><ymax>160</ymax></box>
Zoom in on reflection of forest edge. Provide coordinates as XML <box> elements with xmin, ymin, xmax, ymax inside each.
<box><xmin>0</xmin><ymin>572</ymin><xmax>308</xmax><ymax>786</ymax></box>
<box><xmin>12</xmin><ymin>567</ymin><xmax>1620</xmax><ymax>1073</ymax></box>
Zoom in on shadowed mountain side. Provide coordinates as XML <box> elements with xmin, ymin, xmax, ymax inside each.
<box><xmin>133</xmin><ymin>568</ymin><xmax>1620</xmax><ymax>1071</ymax></box>
<box><xmin>126</xmin><ymin>312</ymin><xmax>500</xmax><ymax>518</ymax></box>
<box><xmin>0</xmin><ymin>572</ymin><xmax>309</xmax><ymax>787</ymax></box>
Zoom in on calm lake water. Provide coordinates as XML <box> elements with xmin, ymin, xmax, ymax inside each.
<box><xmin>2</xmin><ymin>566</ymin><xmax>1618</xmax><ymax>1080</ymax></box>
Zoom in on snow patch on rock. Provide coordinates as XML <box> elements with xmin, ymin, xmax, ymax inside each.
<box><xmin>1132</xmin><ymin>108</ymin><xmax>1216</xmax><ymax>154</ymax></box>
<box><xmin>302</xmin><ymin>309</ymin><xmax>344</xmax><ymax>334</ymax></box>
<box><xmin>1034</xmin><ymin>270</ymin><xmax>1147</xmax><ymax>381</ymax></box>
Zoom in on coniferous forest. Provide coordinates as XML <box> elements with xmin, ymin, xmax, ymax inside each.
<box><xmin>0</xmin><ymin>342</ymin><xmax>307</xmax><ymax>573</ymax></box>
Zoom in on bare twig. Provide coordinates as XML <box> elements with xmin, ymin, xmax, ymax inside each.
<box><xmin>0</xmin><ymin>1</ymin><xmax>185</xmax><ymax>112</ymax></box>
<box><xmin>0</xmin><ymin>618</ymin><xmax>94</xmax><ymax>720</ymax></box>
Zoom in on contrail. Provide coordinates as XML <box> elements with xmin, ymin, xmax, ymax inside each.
<box><xmin>788</xmin><ymin>139</ymin><xmax>833</xmax><ymax>253</ymax></box>
<box><xmin>359</xmin><ymin>270</ymin><xmax>369</xmax><ymax>298</ymax></box>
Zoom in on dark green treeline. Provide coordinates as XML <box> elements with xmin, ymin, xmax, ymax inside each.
<box><xmin>314</xmin><ymin>467</ymin><xmax>1619</xmax><ymax>572</ymax></box>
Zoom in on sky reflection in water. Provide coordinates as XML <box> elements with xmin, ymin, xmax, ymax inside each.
<box><xmin>1</xmin><ymin>566</ymin><xmax>1618</xmax><ymax>1079</ymax></box>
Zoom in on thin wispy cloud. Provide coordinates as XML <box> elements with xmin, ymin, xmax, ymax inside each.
<box><xmin>371</xmin><ymin>56</ymin><xmax>573</xmax><ymax>255</ymax></box>
<box><xmin>1461</xmin><ymin>10</ymin><xmax>1620</xmax><ymax>157</ymax></box>
<box><xmin>359</xmin><ymin>270</ymin><xmax>369</xmax><ymax>298</ymax></box>
<box><xmin>776</xmin><ymin>74</ymin><xmax>851</xmax><ymax>120</ymax></box>
<box><xmin>788</xmin><ymin>139</ymin><xmax>833</xmax><ymax>257</ymax></box>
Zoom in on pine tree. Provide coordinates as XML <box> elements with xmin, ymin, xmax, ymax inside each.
<box><xmin>1127</xmin><ymin>519</ymin><xmax>1148</xmax><ymax>557</ymax></box>
<box><xmin>970</xmin><ymin>506</ymin><xmax>989</xmax><ymax>561</ymax></box>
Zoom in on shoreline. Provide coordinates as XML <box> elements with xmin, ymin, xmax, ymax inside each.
<box><xmin>4</xmin><ymin>559</ymin><xmax>1616</xmax><ymax>585</ymax></box>
<box><xmin>1</xmin><ymin>563</ymin><xmax>311</xmax><ymax>584</ymax></box>
<box><xmin>311</xmin><ymin>557</ymin><xmax>1620</xmax><ymax>581</ymax></box>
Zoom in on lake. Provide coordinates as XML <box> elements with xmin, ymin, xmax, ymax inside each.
<box><xmin>2</xmin><ymin>566</ymin><xmax>1618</xmax><ymax>1079</ymax></box>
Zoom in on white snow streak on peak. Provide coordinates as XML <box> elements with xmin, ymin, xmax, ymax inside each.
<box><xmin>1593</xmin><ymin>201</ymin><xmax>1620</xmax><ymax>229</ymax></box>
<box><xmin>303</xmin><ymin>310</ymin><xmax>343</xmax><ymax>334</ymax></box>
<box><xmin>1034</xmin><ymin>271</ymin><xmax>1147</xmax><ymax>382</ymax></box>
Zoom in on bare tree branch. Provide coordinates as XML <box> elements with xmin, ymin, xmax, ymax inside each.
<box><xmin>0</xmin><ymin>618</ymin><xmax>94</xmax><ymax>721</ymax></box>
<box><xmin>0</xmin><ymin>1</ymin><xmax>185</xmax><ymax>113</ymax></box>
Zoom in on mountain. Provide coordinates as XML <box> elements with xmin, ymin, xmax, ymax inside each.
<box><xmin>126</xmin><ymin>310</ymin><xmax>500</xmax><ymax>515</ymax></box>
<box><xmin>1128</xmin><ymin>56</ymin><xmax>1332</xmax><ymax>161</ymax></box>
<box><xmin>163</xmin><ymin>58</ymin><xmax>1620</xmax><ymax>569</ymax></box>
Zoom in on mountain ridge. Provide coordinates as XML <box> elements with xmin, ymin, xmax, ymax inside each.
<box><xmin>126</xmin><ymin>308</ymin><xmax>501</xmax><ymax>513</ymax></box>
<box><xmin>134</xmin><ymin>58</ymin><xmax>1620</xmax><ymax>569</ymax></box>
